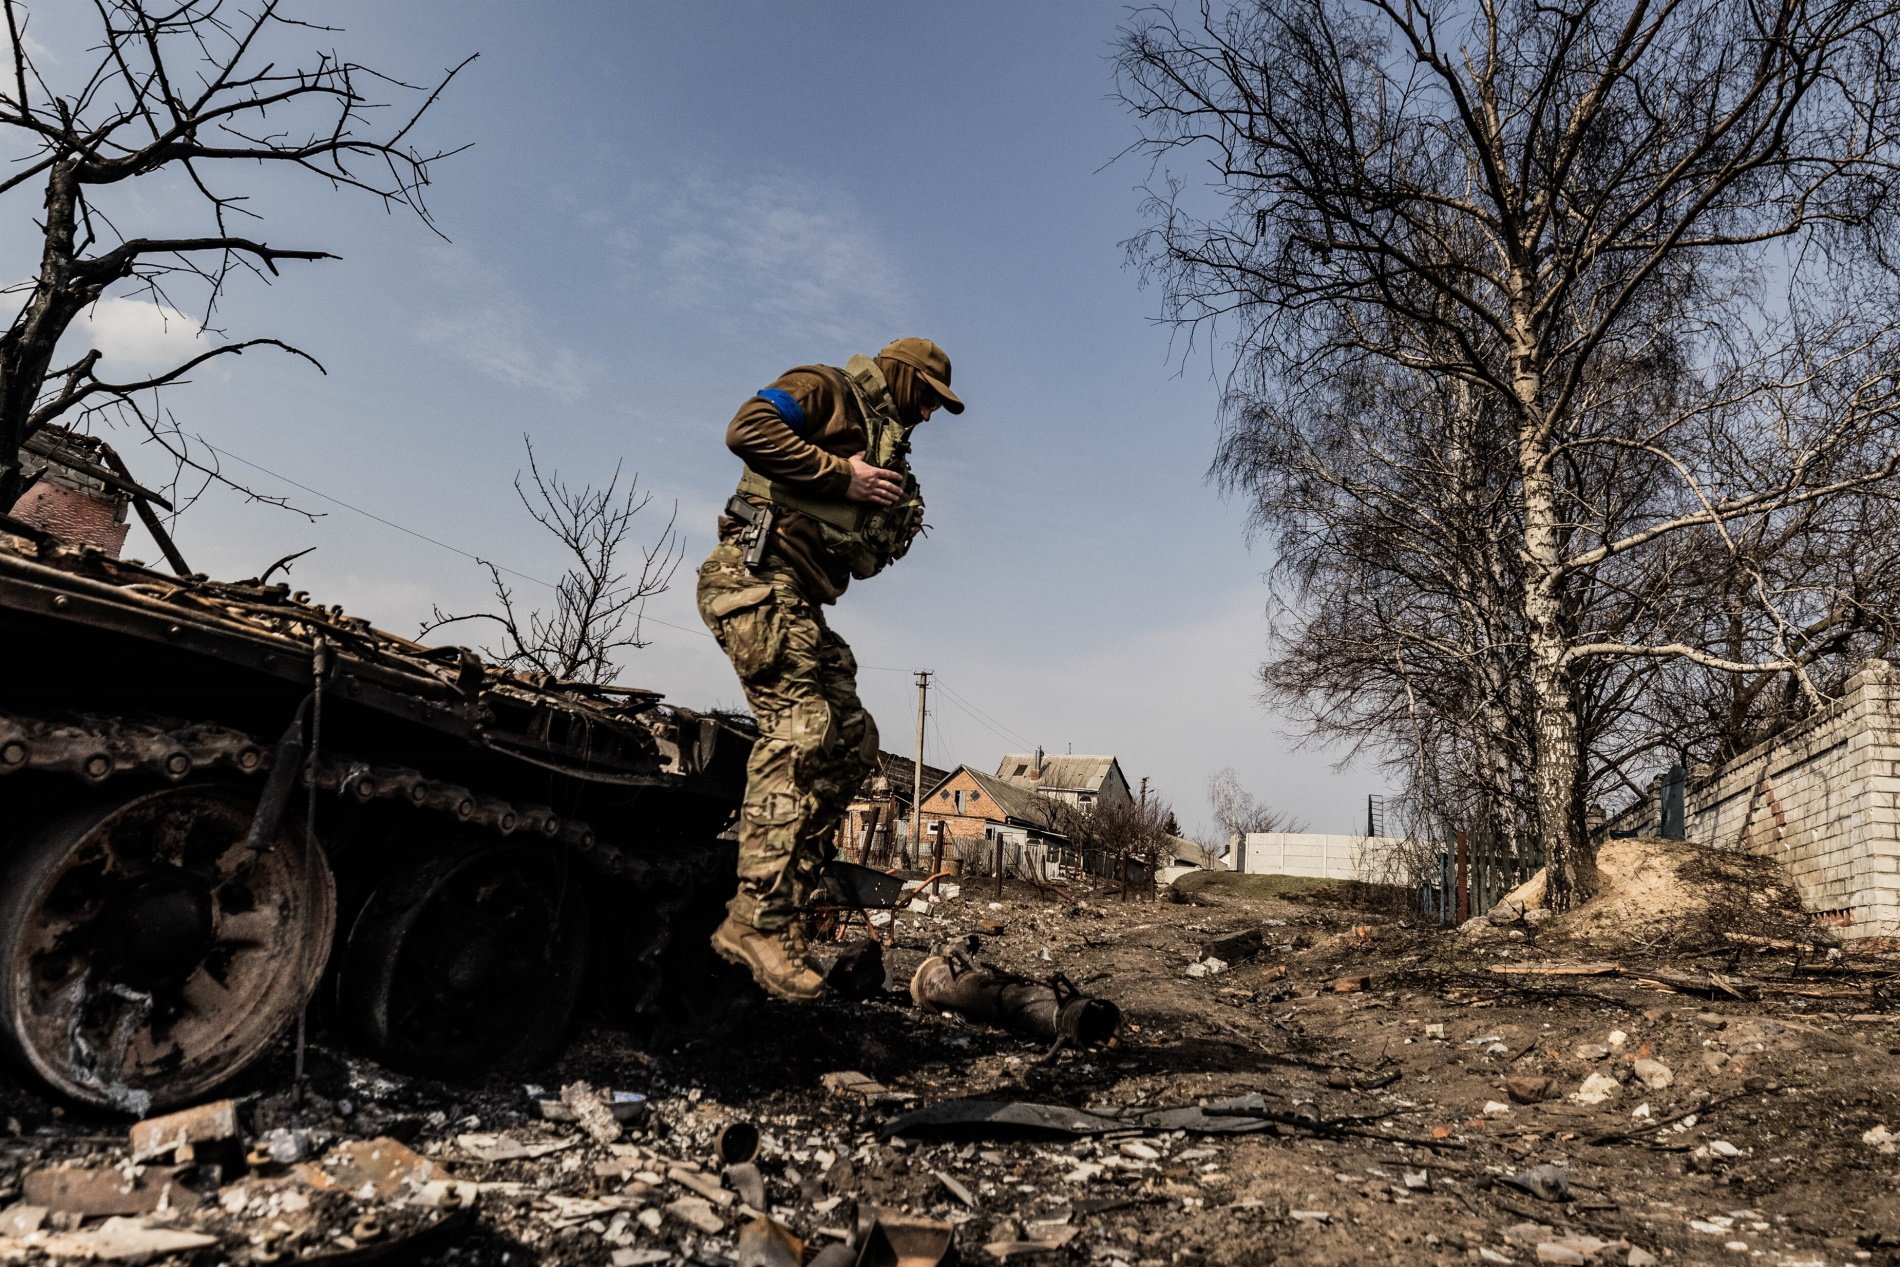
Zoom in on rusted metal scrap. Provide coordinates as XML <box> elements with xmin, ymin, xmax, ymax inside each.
<box><xmin>909</xmin><ymin>943</ymin><xmax>1121</xmax><ymax>1051</ymax></box>
<box><xmin>0</xmin><ymin>518</ymin><xmax>756</xmax><ymax>1111</ymax></box>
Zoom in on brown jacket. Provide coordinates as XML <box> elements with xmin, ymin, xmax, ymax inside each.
<box><xmin>722</xmin><ymin>364</ymin><xmax>869</xmax><ymax>605</ymax></box>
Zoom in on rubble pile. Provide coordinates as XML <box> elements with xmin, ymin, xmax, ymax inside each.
<box><xmin>0</xmin><ymin>868</ymin><xmax>1891</xmax><ymax>1265</ymax></box>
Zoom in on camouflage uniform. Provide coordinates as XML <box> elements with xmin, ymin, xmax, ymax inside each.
<box><xmin>696</xmin><ymin>541</ymin><xmax>878</xmax><ymax>931</ymax></box>
<box><xmin>701</xmin><ymin>341</ymin><xmax>962</xmax><ymax>996</ymax></box>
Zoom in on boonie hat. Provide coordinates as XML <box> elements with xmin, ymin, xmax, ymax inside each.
<box><xmin>877</xmin><ymin>338</ymin><xmax>965</xmax><ymax>414</ymax></box>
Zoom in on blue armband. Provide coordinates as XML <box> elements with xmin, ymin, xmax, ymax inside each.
<box><xmin>755</xmin><ymin>388</ymin><xmax>807</xmax><ymax>432</ymax></box>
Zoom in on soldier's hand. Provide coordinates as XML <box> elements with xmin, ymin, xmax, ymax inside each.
<box><xmin>846</xmin><ymin>451</ymin><xmax>903</xmax><ymax>506</ymax></box>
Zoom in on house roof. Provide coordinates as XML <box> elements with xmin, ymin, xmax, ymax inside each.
<box><xmin>1164</xmin><ymin>835</ymin><xmax>1229</xmax><ymax>869</ymax></box>
<box><xmin>995</xmin><ymin>753</ymin><xmax>1124</xmax><ymax>794</ymax></box>
<box><xmin>870</xmin><ymin>752</ymin><xmax>949</xmax><ymax>805</ymax></box>
<box><xmin>921</xmin><ymin>765</ymin><xmax>1068</xmax><ymax>838</ymax></box>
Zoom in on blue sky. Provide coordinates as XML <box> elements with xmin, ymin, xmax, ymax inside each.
<box><xmin>7</xmin><ymin>1</ymin><xmax>1375</xmax><ymax>837</ymax></box>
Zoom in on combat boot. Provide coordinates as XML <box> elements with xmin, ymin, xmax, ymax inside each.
<box><xmin>711</xmin><ymin>914</ymin><xmax>826</xmax><ymax>1002</ymax></box>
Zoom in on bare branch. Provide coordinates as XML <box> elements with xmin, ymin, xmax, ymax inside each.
<box><xmin>0</xmin><ymin>0</ymin><xmax>467</xmax><ymax>512</ymax></box>
<box><xmin>419</xmin><ymin>437</ymin><xmax>684</xmax><ymax>684</ymax></box>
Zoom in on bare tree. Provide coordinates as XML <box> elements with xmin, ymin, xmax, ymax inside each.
<box><xmin>1120</xmin><ymin>0</ymin><xmax>1900</xmax><ymax>909</ymax></box>
<box><xmin>1236</xmin><ymin>349</ymin><xmax>1537</xmax><ymax>854</ymax></box>
<box><xmin>422</xmin><ymin>439</ymin><xmax>683</xmax><ymax>685</ymax></box>
<box><xmin>1046</xmin><ymin>794</ymin><xmax>1179</xmax><ymax>869</ymax></box>
<box><xmin>1591</xmin><ymin>496</ymin><xmax>1900</xmax><ymax>776</ymax></box>
<box><xmin>0</xmin><ymin>0</ymin><xmax>472</xmax><ymax>511</ymax></box>
<box><xmin>1206</xmin><ymin>767</ymin><xmax>1301</xmax><ymax>852</ymax></box>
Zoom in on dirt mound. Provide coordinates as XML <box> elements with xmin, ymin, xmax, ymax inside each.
<box><xmin>1496</xmin><ymin>836</ymin><xmax>1824</xmax><ymax>950</ymax></box>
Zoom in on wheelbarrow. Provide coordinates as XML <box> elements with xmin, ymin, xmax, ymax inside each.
<box><xmin>814</xmin><ymin>860</ymin><xmax>956</xmax><ymax>945</ymax></box>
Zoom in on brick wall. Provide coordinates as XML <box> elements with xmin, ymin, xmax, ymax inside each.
<box><xmin>12</xmin><ymin>478</ymin><xmax>128</xmax><ymax>557</ymax></box>
<box><xmin>1606</xmin><ymin>659</ymin><xmax>1900</xmax><ymax>938</ymax></box>
<box><xmin>917</xmin><ymin>769</ymin><xmax>1011</xmax><ymax>853</ymax></box>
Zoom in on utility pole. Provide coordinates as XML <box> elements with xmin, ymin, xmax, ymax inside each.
<box><xmin>1139</xmin><ymin>776</ymin><xmax>1149</xmax><ymax>809</ymax></box>
<box><xmin>910</xmin><ymin>670</ymin><xmax>930</xmax><ymax>866</ymax></box>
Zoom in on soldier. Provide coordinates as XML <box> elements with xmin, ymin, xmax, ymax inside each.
<box><xmin>698</xmin><ymin>338</ymin><xmax>963</xmax><ymax>1000</ymax></box>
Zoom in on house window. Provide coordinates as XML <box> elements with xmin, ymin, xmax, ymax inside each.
<box><xmin>1013</xmin><ymin>763</ymin><xmax>1028</xmax><ymax>776</ymax></box>
<box><xmin>970</xmin><ymin>790</ymin><xmax>982</xmax><ymax>802</ymax></box>
<box><xmin>954</xmin><ymin>790</ymin><xmax>965</xmax><ymax>812</ymax></box>
<box><xmin>940</xmin><ymin>790</ymin><xmax>950</xmax><ymax>800</ymax></box>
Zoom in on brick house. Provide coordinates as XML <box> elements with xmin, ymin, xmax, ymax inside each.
<box><xmin>11</xmin><ymin>429</ymin><xmax>132</xmax><ymax>557</ymax></box>
<box><xmin>916</xmin><ymin>765</ymin><xmax>1068</xmax><ymax>868</ymax></box>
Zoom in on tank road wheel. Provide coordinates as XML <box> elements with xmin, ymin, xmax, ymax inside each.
<box><xmin>339</xmin><ymin>843</ymin><xmax>590</xmax><ymax>1079</ymax></box>
<box><xmin>0</xmin><ymin>785</ymin><xmax>336</xmax><ymax>1113</ymax></box>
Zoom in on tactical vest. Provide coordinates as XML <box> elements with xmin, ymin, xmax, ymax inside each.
<box><xmin>736</xmin><ymin>354</ymin><xmax>924</xmax><ymax>580</ymax></box>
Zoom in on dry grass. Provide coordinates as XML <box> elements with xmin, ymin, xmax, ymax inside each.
<box><xmin>1169</xmin><ymin>870</ymin><xmax>1410</xmax><ymax>912</ymax></box>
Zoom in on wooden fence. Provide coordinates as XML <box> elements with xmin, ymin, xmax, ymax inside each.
<box><xmin>1417</xmin><ymin>829</ymin><xmax>1546</xmax><ymax>926</ymax></box>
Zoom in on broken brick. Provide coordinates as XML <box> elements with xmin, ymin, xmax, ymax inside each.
<box><xmin>560</xmin><ymin>1082</ymin><xmax>624</xmax><ymax>1146</ymax></box>
<box><xmin>293</xmin><ymin>1138</ymin><xmax>445</xmax><ymax>1202</ymax></box>
<box><xmin>666</xmin><ymin>1194</ymin><xmax>724</xmax><ymax>1235</ymax></box>
<box><xmin>22</xmin><ymin>1164</ymin><xmax>203</xmax><ymax>1216</ymax></box>
<box><xmin>127</xmin><ymin>1098</ymin><xmax>239</xmax><ymax>1163</ymax></box>
<box><xmin>1505</xmin><ymin>1076</ymin><xmax>1559</xmax><ymax>1105</ymax></box>
<box><xmin>821</xmin><ymin>1070</ymin><xmax>890</xmax><ymax>1099</ymax></box>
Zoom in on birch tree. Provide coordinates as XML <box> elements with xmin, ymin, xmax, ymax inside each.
<box><xmin>1119</xmin><ymin>0</ymin><xmax>1900</xmax><ymax>908</ymax></box>
<box><xmin>1207</xmin><ymin>767</ymin><xmax>1302</xmax><ymax>842</ymax></box>
<box><xmin>1243</xmin><ymin>360</ymin><xmax>1535</xmax><ymax>853</ymax></box>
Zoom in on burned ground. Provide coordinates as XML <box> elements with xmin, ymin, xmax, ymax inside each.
<box><xmin>0</xmin><ymin>861</ymin><xmax>1894</xmax><ymax>1266</ymax></box>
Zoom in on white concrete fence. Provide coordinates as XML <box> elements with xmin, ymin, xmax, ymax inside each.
<box><xmin>1232</xmin><ymin>832</ymin><xmax>1410</xmax><ymax>882</ymax></box>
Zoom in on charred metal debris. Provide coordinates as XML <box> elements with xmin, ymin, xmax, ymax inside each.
<box><xmin>0</xmin><ymin>519</ymin><xmax>756</xmax><ymax>1110</ymax></box>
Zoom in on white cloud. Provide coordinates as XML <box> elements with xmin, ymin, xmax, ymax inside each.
<box><xmin>0</xmin><ymin>12</ymin><xmax>54</xmax><ymax>72</ymax></box>
<box><xmin>613</xmin><ymin>169</ymin><xmax>910</xmax><ymax>346</ymax></box>
<box><xmin>414</xmin><ymin>257</ymin><xmax>600</xmax><ymax>404</ymax></box>
<box><xmin>76</xmin><ymin>297</ymin><xmax>209</xmax><ymax>377</ymax></box>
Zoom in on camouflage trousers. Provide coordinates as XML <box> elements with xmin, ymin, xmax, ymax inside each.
<box><xmin>696</xmin><ymin>541</ymin><xmax>879</xmax><ymax>932</ymax></box>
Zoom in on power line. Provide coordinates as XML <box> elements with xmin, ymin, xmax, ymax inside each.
<box><xmin>934</xmin><ymin>683</ymin><xmax>1028</xmax><ymax>750</ymax></box>
<box><xmin>182</xmin><ymin>442</ymin><xmax>1025</xmax><ymax>697</ymax></box>
<box><xmin>195</xmin><ymin>439</ymin><xmax>795</xmax><ymax>654</ymax></box>
<box><xmin>928</xmin><ymin>697</ymin><xmax>953</xmax><ymax>772</ymax></box>
<box><xmin>201</xmin><ymin>440</ymin><xmax>561</xmax><ymax>594</ymax></box>
<box><xmin>934</xmin><ymin>678</ymin><xmax>1036</xmax><ymax>749</ymax></box>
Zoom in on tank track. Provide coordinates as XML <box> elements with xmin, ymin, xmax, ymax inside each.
<box><xmin>0</xmin><ymin>709</ymin><xmax>667</xmax><ymax>877</ymax></box>
<box><xmin>0</xmin><ymin>704</ymin><xmax>744</xmax><ymax>1057</ymax></box>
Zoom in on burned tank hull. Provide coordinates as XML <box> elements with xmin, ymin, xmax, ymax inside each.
<box><xmin>0</xmin><ymin>518</ymin><xmax>753</xmax><ymax>1112</ymax></box>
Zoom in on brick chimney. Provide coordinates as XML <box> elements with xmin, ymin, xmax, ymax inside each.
<box><xmin>11</xmin><ymin>431</ymin><xmax>131</xmax><ymax>557</ymax></box>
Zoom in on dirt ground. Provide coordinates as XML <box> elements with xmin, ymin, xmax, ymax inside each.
<box><xmin>0</xmin><ymin>852</ymin><xmax>1896</xmax><ymax>1266</ymax></box>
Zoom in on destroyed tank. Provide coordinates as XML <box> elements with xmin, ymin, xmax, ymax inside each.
<box><xmin>0</xmin><ymin>517</ymin><xmax>753</xmax><ymax>1113</ymax></box>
